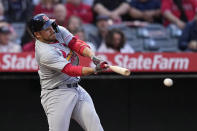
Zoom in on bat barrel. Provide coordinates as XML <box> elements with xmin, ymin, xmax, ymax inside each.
<box><xmin>109</xmin><ymin>66</ymin><xmax>131</xmax><ymax>76</ymax></box>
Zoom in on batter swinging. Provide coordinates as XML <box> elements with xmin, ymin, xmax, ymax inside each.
<box><xmin>28</xmin><ymin>13</ymin><xmax>107</xmax><ymax>131</ymax></box>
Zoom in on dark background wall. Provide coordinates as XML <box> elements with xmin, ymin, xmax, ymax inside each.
<box><xmin>0</xmin><ymin>74</ymin><xmax>197</xmax><ymax>131</ymax></box>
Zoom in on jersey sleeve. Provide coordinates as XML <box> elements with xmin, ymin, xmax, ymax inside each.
<box><xmin>161</xmin><ymin>0</ymin><xmax>172</xmax><ymax>14</ymax></box>
<box><xmin>56</xmin><ymin>26</ymin><xmax>90</xmax><ymax>56</ymax></box>
<box><xmin>40</xmin><ymin>49</ymin><xmax>69</xmax><ymax>72</ymax></box>
<box><xmin>56</xmin><ymin>26</ymin><xmax>74</xmax><ymax>46</ymax></box>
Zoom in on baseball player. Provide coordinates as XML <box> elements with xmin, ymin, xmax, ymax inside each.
<box><xmin>28</xmin><ymin>13</ymin><xmax>107</xmax><ymax>131</ymax></box>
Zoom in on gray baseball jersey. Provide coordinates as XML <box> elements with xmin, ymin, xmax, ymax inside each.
<box><xmin>35</xmin><ymin>25</ymin><xmax>103</xmax><ymax>131</ymax></box>
<box><xmin>35</xmin><ymin>26</ymin><xmax>80</xmax><ymax>90</ymax></box>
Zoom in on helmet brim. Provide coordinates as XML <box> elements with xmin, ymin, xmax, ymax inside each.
<box><xmin>42</xmin><ymin>19</ymin><xmax>55</xmax><ymax>30</ymax></box>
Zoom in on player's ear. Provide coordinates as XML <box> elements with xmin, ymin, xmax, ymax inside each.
<box><xmin>34</xmin><ymin>32</ymin><xmax>41</xmax><ymax>38</ymax></box>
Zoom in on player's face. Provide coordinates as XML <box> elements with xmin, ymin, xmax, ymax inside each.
<box><xmin>35</xmin><ymin>26</ymin><xmax>56</xmax><ymax>43</ymax></box>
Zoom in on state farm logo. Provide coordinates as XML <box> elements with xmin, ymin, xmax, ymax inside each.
<box><xmin>0</xmin><ymin>54</ymin><xmax>38</xmax><ymax>71</ymax></box>
<box><xmin>114</xmin><ymin>54</ymin><xmax>189</xmax><ymax>70</ymax></box>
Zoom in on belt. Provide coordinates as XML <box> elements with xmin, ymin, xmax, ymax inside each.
<box><xmin>66</xmin><ymin>83</ymin><xmax>78</xmax><ymax>88</ymax></box>
<box><xmin>49</xmin><ymin>83</ymin><xmax>78</xmax><ymax>90</ymax></box>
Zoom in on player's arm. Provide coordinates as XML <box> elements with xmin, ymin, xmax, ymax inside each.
<box><xmin>82</xmin><ymin>45</ymin><xmax>108</xmax><ymax>66</ymax></box>
<box><xmin>68</xmin><ymin>37</ymin><xmax>106</xmax><ymax>65</ymax></box>
<box><xmin>40</xmin><ymin>50</ymin><xmax>107</xmax><ymax>77</ymax></box>
<box><xmin>57</xmin><ymin>26</ymin><xmax>93</xmax><ymax>58</ymax></box>
<box><xmin>82</xmin><ymin>46</ymin><xmax>94</xmax><ymax>58</ymax></box>
<box><xmin>61</xmin><ymin>62</ymin><xmax>107</xmax><ymax>76</ymax></box>
<box><xmin>58</xmin><ymin>26</ymin><xmax>106</xmax><ymax>64</ymax></box>
<box><xmin>61</xmin><ymin>64</ymin><xmax>94</xmax><ymax>76</ymax></box>
<box><xmin>68</xmin><ymin>37</ymin><xmax>94</xmax><ymax>58</ymax></box>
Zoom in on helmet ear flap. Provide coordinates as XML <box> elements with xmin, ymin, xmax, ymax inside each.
<box><xmin>27</xmin><ymin>26</ymin><xmax>35</xmax><ymax>38</ymax></box>
<box><xmin>27</xmin><ymin>20</ymin><xmax>36</xmax><ymax>38</ymax></box>
<box><xmin>51</xmin><ymin>22</ymin><xmax>58</xmax><ymax>33</ymax></box>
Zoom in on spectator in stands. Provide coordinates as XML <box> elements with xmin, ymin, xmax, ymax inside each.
<box><xmin>82</xmin><ymin>0</ymin><xmax>94</xmax><ymax>6</ymax></box>
<box><xmin>1</xmin><ymin>0</ymin><xmax>34</xmax><ymax>45</ymax></box>
<box><xmin>65</xmin><ymin>0</ymin><xmax>93</xmax><ymax>23</ymax></box>
<box><xmin>61</xmin><ymin>0</ymin><xmax>94</xmax><ymax>6</ymax></box>
<box><xmin>161</xmin><ymin>0</ymin><xmax>197</xmax><ymax>29</ymax></box>
<box><xmin>0</xmin><ymin>22</ymin><xmax>17</xmax><ymax>42</ymax></box>
<box><xmin>53</xmin><ymin>4</ymin><xmax>67</xmax><ymax>27</ymax></box>
<box><xmin>22</xmin><ymin>40</ymin><xmax>35</xmax><ymax>52</ymax></box>
<box><xmin>32</xmin><ymin>0</ymin><xmax>41</xmax><ymax>6</ymax></box>
<box><xmin>75</xmin><ymin>27</ymin><xmax>96</xmax><ymax>51</ymax></box>
<box><xmin>67</xmin><ymin>15</ymin><xmax>82</xmax><ymax>34</ymax></box>
<box><xmin>21</xmin><ymin>24</ymin><xmax>35</xmax><ymax>52</ymax></box>
<box><xmin>1</xmin><ymin>0</ymin><xmax>33</xmax><ymax>23</ymax></box>
<box><xmin>0</xmin><ymin>25</ymin><xmax>21</xmax><ymax>52</ymax></box>
<box><xmin>93</xmin><ymin>0</ymin><xmax>130</xmax><ymax>23</ymax></box>
<box><xmin>178</xmin><ymin>19</ymin><xmax>197</xmax><ymax>51</ymax></box>
<box><xmin>0</xmin><ymin>2</ymin><xmax>7</xmax><ymax>22</ymax></box>
<box><xmin>88</xmin><ymin>15</ymin><xmax>110</xmax><ymax>49</ymax></box>
<box><xmin>97</xmin><ymin>28</ymin><xmax>134</xmax><ymax>53</ymax></box>
<box><xmin>129</xmin><ymin>0</ymin><xmax>161</xmax><ymax>23</ymax></box>
<box><xmin>34</xmin><ymin>0</ymin><xmax>59</xmax><ymax>18</ymax></box>
<box><xmin>74</xmin><ymin>27</ymin><xmax>86</xmax><ymax>40</ymax></box>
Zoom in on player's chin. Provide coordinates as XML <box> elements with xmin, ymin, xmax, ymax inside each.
<box><xmin>49</xmin><ymin>34</ymin><xmax>56</xmax><ymax>40</ymax></box>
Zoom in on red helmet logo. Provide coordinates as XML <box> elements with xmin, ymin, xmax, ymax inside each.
<box><xmin>42</xmin><ymin>15</ymin><xmax>49</xmax><ymax>22</ymax></box>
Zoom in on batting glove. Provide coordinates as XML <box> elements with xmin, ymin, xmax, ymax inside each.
<box><xmin>94</xmin><ymin>61</ymin><xmax>108</xmax><ymax>73</ymax></box>
<box><xmin>91</xmin><ymin>56</ymin><xmax>105</xmax><ymax>65</ymax></box>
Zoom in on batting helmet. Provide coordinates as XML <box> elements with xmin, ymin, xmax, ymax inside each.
<box><xmin>28</xmin><ymin>13</ymin><xmax>56</xmax><ymax>35</ymax></box>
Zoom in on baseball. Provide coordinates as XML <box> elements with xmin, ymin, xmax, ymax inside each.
<box><xmin>163</xmin><ymin>78</ymin><xmax>173</xmax><ymax>87</ymax></box>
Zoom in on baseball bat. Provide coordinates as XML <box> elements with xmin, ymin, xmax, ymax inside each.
<box><xmin>108</xmin><ymin>65</ymin><xmax>130</xmax><ymax>76</ymax></box>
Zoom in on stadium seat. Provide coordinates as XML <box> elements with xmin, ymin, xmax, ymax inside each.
<box><xmin>166</xmin><ymin>24</ymin><xmax>182</xmax><ymax>38</ymax></box>
<box><xmin>134</xmin><ymin>24</ymin><xmax>180</xmax><ymax>52</ymax></box>
<box><xmin>82</xmin><ymin>24</ymin><xmax>98</xmax><ymax>39</ymax></box>
<box><xmin>11</xmin><ymin>22</ymin><xmax>26</xmax><ymax>45</ymax></box>
<box><xmin>127</xmin><ymin>38</ymin><xmax>144</xmax><ymax>52</ymax></box>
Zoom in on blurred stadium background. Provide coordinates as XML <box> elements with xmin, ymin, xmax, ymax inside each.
<box><xmin>0</xmin><ymin>0</ymin><xmax>197</xmax><ymax>131</ymax></box>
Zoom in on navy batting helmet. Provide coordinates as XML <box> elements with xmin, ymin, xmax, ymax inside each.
<box><xmin>28</xmin><ymin>13</ymin><xmax>56</xmax><ymax>35</ymax></box>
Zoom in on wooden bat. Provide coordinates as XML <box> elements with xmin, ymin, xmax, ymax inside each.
<box><xmin>108</xmin><ymin>65</ymin><xmax>131</xmax><ymax>76</ymax></box>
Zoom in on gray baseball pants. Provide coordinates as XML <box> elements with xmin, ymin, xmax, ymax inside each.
<box><xmin>41</xmin><ymin>85</ymin><xmax>104</xmax><ymax>131</ymax></box>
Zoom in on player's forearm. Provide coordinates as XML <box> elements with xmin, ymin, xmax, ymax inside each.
<box><xmin>82</xmin><ymin>47</ymin><xmax>95</xmax><ymax>58</ymax></box>
<box><xmin>68</xmin><ymin>37</ymin><xmax>91</xmax><ymax>56</ymax></box>
<box><xmin>82</xmin><ymin>67</ymin><xmax>95</xmax><ymax>76</ymax></box>
<box><xmin>61</xmin><ymin>63</ymin><xmax>95</xmax><ymax>76</ymax></box>
<box><xmin>82</xmin><ymin>62</ymin><xmax>108</xmax><ymax>75</ymax></box>
<box><xmin>68</xmin><ymin>37</ymin><xmax>95</xmax><ymax>58</ymax></box>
